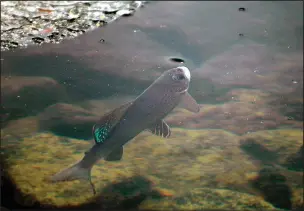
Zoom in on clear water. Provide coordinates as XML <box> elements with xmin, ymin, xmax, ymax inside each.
<box><xmin>1</xmin><ymin>1</ymin><xmax>303</xmax><ymax>210</ymax></box>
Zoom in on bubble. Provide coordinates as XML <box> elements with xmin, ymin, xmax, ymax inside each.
<box><xmin>238</xmin><ymin>7</ymin><xmax>246</xmax><ymax>12</ymax></box>
<box><xmin>169</xmin><ymin>57</ymin><xmax>185</xmax><ymax>63</ymax></box>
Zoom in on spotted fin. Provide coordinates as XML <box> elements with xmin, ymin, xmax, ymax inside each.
<box><xmin>105</xmin><ymin>147</ymin><xmax>123</xmax><ymax>161</ymax></box>
<box><xmin>93</xmin><ymin>102</ymin><xmax>132</xmax><ymax>144</ymax></box>
<box><xmin>179</xmin><ymin>92</ymin><xmax>200</xmax><ymax>113</ymax></box>
<box><xmin>147</xmin><ymin>119</ymin><xmax>171</xmax><ymax>138</ymax></box>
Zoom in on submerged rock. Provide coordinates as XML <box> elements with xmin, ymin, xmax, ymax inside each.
<box><xmin>193</xmin><ymin>42</ymin><xmax>303</xmax><ymax>96</ymax></box>
<box><xmin>1</xmin><ymin>117</ymin><xmax>39</xmax><ymax>143</ymax></box>
<box><xmin>37</xmin><ymin>96</ymin><xmax>135</xmax><ymax>139</ymax></box>
<box><xmin>167</xmin><ymin>89</ymin><xmax>302</xmax><ymax>135</ymax></box>
<box><xmin>1</xmin><ymin>76</ymin><xmax>67</xmax><ymax>125</ymax></box>
<box><xmin>285</xmin><ymin>145</ymin><xmax>303</xmax><ymax>172</ymax></box>
<box><xmin>240</xmin><ymin>129</ymin><xmax>303</xmax><ymax>209</ymax></box>
<box><xmin>240</xmin><ymin>129</ymin><xmax>303</xmax><ymax>170</ymax></box>
<box><xmin>38</xmin><ymin>103</ymin><xmax>99</xmax><ymax>139</ymax></box>
<box><xmin>140</xmin><ymin>188</ymin><xmax>278</xmax><ymax>210</ymax></box>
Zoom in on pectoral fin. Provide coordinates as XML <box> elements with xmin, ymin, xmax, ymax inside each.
<box><xmin>105</xmin><ymin>147</ymin><xmax>124</xmax><ymax>161</ymax></box>
<box><xmin>147</xmin><ymin>119</ymin><xmax>171</xmax><ymax>138</ymax></box>
<box><xmin>93</xmin><ymin>101</ymin><xmax>133</xmax><ymax>144</ymax></box>
<box><xmin>179</xmin><ymin>92</ymin><xmax>200</xmax><ymax>113</ymax></box>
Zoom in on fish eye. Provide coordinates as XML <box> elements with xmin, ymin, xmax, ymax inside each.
<box><xmin>172</xmin><ymin>74</ymin><xmax>185</xmax><ymax>81</ymax></box>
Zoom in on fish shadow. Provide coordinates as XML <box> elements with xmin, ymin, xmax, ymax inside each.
<box><xmin>61</xmin><ymin>175</ymin><xmax>164</xmax><ymax>210</ymax></box>
<box><xmin>37</xmin><ymin>103</ymin><xmax>100</xmax><ymax>140</ymax></box>
<box><xmin>240</xmin><ymin>138</ymin><xmax>303</xmax><ymax>172</ymax></box>
<box><xmin>250</xmin><ymin>167</ymin><xmax>293</xmax><ymax>210</ymax></box>
<box><xmin>1</xmin><ymin>169</ymin><xmax>165</xmax><ymax>210</ymax></box>
<box><xmin>240</xmin><ymin>138</ymin><xmax>293</xmax><ymax>210</ymax></box>
<box><xmin>239</xmin><ymin>138</ymin><xmax>279</xmax><ymax>164</ymax></box>
<box><xmin>285</xmin><ymin>145</ymin><xmax>303</xmax><ymax>172</ymax></box>
<box><xmin>43</xmin><ymin>122</ymin><xmax>94</xmax><ymax>140</ymax></box>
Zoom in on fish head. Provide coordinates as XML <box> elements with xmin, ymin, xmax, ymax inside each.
<box><xmin>158</xmin><ymin>66</ymin><xmax>191</xmax><ymax>93</ymax></box>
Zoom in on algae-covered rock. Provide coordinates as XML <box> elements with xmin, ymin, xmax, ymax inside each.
<box><xmin>140</xmin><ymin>188</ymin><xmax>278</xmax><ymax>210</ymax></box>
<box><xmin>0</xmin><ymin>128</ymin><xmax>254</xmax><ymax>208</ymax></box>
<box><xmin>1</xmin><ymin>127</ymin><xmax>303</xmax><ymax>209</ymax></box>
<box><xmin>292</xmin><ymin>188</ymin><xmax>304</xmax><ymax>210</ymax></box>
<box><xmin>240</xmin><ymin>129</ymin><xmax>303</xmax><ymax>209</ymax></box>
<box><xmin>167</xmin><ymin>89</ymin><xmax>302</xmax><ymax>135</ymax></box>
<box><xmin>240</xmin><ymin>129</ymin><xmax>303</xmax><ymax>170</ymax></box>
<box><xmin>1</xmin><ymin>116</ymin><xmax>39</xmax><ymax>146</ymax></box>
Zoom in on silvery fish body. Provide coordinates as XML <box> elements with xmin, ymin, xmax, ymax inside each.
<box><xmin>50</xmin><ymin>66</ymin><xmax>200</xmax><ymax>194</ymax></box>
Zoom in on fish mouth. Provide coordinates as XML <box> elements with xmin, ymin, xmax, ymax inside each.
<box><xmin>177</xmin><ymin>88</ymin><xmax>188</xmax><ymax>94</ymax></box>
<box><xmin>177</xmin><ymin>66</ymin><xmax>191</xmax><ymax>81</ymax></box>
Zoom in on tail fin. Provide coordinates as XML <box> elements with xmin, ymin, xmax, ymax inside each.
<box><xmin>50</xmin><ymin>161</ymin><xmax>96</xmax><ymax>194</ymax></box>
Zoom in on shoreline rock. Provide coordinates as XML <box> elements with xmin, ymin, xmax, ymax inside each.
<box><xmin>1</xmin><ymin>1</ymin><xmax>146</xmax><ymax>51</ymax></box>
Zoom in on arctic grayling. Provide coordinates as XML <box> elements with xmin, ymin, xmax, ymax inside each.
<box><xmin>50</xmin><ymin>66</ymin><xmax>200</xmax><ymax>194</ymax></box>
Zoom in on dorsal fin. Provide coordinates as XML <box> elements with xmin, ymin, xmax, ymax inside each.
<box><xmin>92</xmin><ymin>101</ymin><xmax>132</xmax><ymax>144</ymax></box>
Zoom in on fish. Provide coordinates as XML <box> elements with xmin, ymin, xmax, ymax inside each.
<box><xmin>50</xmin><ymin>66</ymin><xmax>200</xmax><ymax>194</ymax></box>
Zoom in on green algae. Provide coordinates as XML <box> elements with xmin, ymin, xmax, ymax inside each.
<box><xmin>139</xmin><ymin>188</ymin><xmax>279</xmax><ymax>210</ymax></box>
<box><xmin>1</xmin><ymin>126</ymin><xmax>303</xmax><ymax>209</ymax></box>
<box><xmin>240</xmin><ymin>129</ymin><xmax>303</xmax><ymax>167</ymax></box>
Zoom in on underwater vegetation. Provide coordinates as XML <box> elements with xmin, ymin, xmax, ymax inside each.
<box><xmin>139</xmin><ymin>188</ymin><xmax>280</xmax><ymax>210</ymax></box>
<box><xmin>1</xmin><ymin>122</ymin><xmax>303</xmax><ymax>209</ymax></box>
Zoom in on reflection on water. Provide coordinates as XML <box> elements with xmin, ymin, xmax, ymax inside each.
<box><xmin>1</xmin><ymin>1</ymin><xmax>303</xmax><ymax>210</ymax></box>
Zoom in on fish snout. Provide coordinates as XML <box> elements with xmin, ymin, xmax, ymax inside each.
<box><xmin>177</xmin><ymin>66</ymin><xmax>191</xmax><ymax>81</ymax></box>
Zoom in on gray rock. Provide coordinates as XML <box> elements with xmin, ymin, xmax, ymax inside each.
<box><xmin>1</xmin><ymin>1</ymin><xmax>146</xmax><ymax>51</ymax></box>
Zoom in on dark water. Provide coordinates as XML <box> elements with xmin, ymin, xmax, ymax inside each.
<box><xmin>1</xmin><ymin>1</ymin><xmax>303</xmax><ymax>210</ymax></box>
